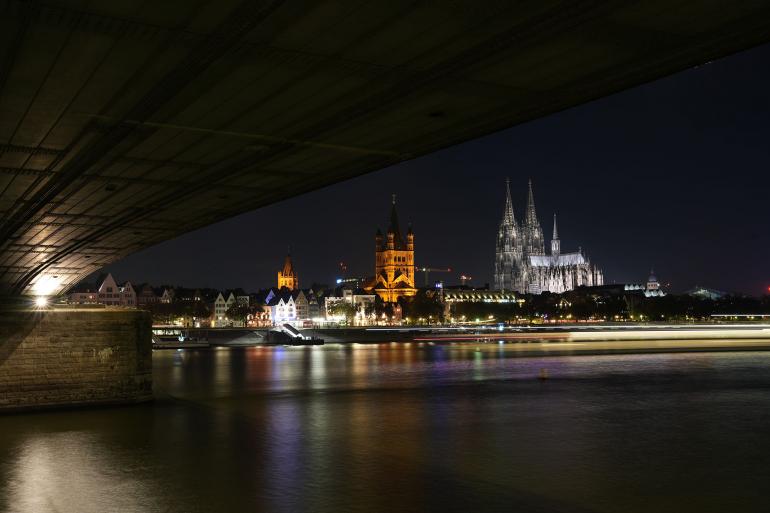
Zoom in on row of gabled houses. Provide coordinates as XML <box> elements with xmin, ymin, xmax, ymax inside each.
<box><xmin>68</xmin><ymin>273</ymin><xmax>177</xmax><ymax>307</ymax></box>
<box><xmin>262</xmin><ymin>287</ymin><xmax>376</xmax><ymax>326</ymax></box>
<box><xmin>67</xmin><ymin>274</ymin><xmax>379</xmax><ymax>327</ymax></box>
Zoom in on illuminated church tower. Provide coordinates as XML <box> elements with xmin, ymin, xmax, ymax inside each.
<box><xmin>494</xmin><ymin>178</ymin><xmax>522</xmax><ymax>292</ymax></box>
<box><xmin>277</xmin><ymin>251</ymin><xmax>298</xmax><ymax>290</ymax></box>
<box><xmin>523</xmin><ymin>178</ymin><xmax>545</xmax><ymax>256</ymax></box>
<box><xmin>370</xmin><ymin>195</ymin><xmax>416</xmax><ymax>303</ymax></box>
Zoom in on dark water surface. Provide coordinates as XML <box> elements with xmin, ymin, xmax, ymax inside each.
<box><xmin>2</xmin><ymin>343</ymin><xmax>770</xmax><ymax>512</ymax></box>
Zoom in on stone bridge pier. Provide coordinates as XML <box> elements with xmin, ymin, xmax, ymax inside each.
<box><xmin>0</xmin><ymin>303</ymin><xmax>152</xmax><ymax>412</ymax></box>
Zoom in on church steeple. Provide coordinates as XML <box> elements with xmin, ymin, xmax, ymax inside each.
<box><xmin>552</xmin><ymin>213</ymin><xmax>559</xmax><ymax>240</ymax></box>
<box><xmin>387</xmin><ymin>193</ymin><xmax>405</xmax><ymax>250</ymax></box>
<box><xmin>370</xmin><ymin>195</ymin><xmax>416</xmax><ymax>303</ymax></box>
<box><xmin>551</xmin><ymin>213</ymin><xmax>560</xmax><ymax>258</ymax></box>
<box><xmin>524</xmin><ymin>178</ymin><xmax>545</xmax><ymax>255</ymax></box>
<box><xmin>503</xmin><ymin>177</ymin><xmax>515</xmax><ymax>225</ymax></box>
<box><xmin>277</xmin><ymin>249</ymin><xmax>298</xmax><ymax>290</ymax></box>
<box><xmin>525</xmin><ymin>178</ymin><xmax>538</xmax><ymax>225</ymax></box>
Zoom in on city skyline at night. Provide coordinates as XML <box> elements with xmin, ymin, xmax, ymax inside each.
<box><xmin>97</xmin><ymin>43</ymin><xmax>770</xmax><ymax>296</ymax></box>
<box><xmin>5</xmin><ymin>4</ymin><xmax>770</xmax><ymax>511</ymax></box>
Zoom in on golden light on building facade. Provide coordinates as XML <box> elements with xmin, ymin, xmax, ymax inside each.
<box><xmin>278</xmin><ymin>252</ymin><xmax>299</xmax><ymax>290</ymax></box>
<box><xmin>367</xmin><ymin>196</ymin><xmax>416</xmax><ymax>303</ymax></box>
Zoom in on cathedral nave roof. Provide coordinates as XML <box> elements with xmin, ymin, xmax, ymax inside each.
<box><xmin>529</xmin><ymin>252</ymin><xmax>586</xmax><ymax>267</ymax></box>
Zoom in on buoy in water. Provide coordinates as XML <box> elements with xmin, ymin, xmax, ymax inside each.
<box><xmin>538</xmin><ymin>368</ymin><xmax>549</xmax><ymax>380</ymax></box>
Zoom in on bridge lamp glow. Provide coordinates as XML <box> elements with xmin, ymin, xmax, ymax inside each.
<box><xmin>31</xmin><ymin>275</ymin><xmax>60</xmax><ymax>308</ymax></box>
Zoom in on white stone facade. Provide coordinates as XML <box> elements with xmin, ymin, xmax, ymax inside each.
<box><xmin>95</xmin><ymin>274</ymin><xmax>136</xmax><ymax>306</ymax></box>
<box><xmin>494</xmin><ymin>179</ymin><xmax>603</xmax><ymax>294</ymax></box>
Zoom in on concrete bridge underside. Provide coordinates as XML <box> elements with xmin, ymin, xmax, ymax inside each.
<box><xmin>2</xmin><ymin>0</ymin><xmax>770</xmax><ymax>296</ymax></box>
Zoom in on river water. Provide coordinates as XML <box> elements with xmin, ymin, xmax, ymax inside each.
<box><xmin>1</xmin><ymin>343</ymin><xmax>769</xmax><ymax>512</ymax></box>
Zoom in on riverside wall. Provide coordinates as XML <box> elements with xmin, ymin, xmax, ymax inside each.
<box><xmin>0</xmin><ymin>307</ymin><xmax>152</xmax><ymax>412</ymax></box>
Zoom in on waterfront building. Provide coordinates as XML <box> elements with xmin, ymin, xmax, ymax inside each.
<box><xmin>213</xmin><ymin>291</ymin><xmax>237</xmax><ymax>325</ymax></box>
<box><xmin>305</xmin><ymin>289</ymin><xmax>322</xmax><ymax>319</ymax></box>
<box><xmin>94</xmin><ymin>274</ymin><xmax>136</xmax><ymax>307</ymax></box>
<box><xmin>494</xmin><ymin>179</ymin><xmax>603</xmax><ymax>294</ymax></box>
<box><xmin>247</xmin><ymin>306</ymin><xmax>273</xmax><ymax>327</ymax></box>
<box><xmin>176</xmin><ymin>288</ymin><xmax>203</xmax><ymax>302</ymax></box>
<box><xmin>264</xmin><ymin>287</ymin><xmax>324</xmax><ymax>325</ymax></box>
<box><xmin>267</xmin><ymin>290</ymin><xmax>300</xmax><ymax>324</ymax></box>
<box><xmin>325</xmin><ymin>289</ymin><xmax>377</xmax><ymax>325</ymax></box>
<box><xmin>624</xmin><ymin>270</ymin><xmax>666</xmax><ymax>297</ymax></box>
<box><xmin>366</xmin><ymin>196</ymin><xmax>416</xmax><ymax>303</ymax></box>
<box><xmin>647</xmin><ymin>271</ymin><xmax>661</xmax><ymax>292</ymax></box>
<box><xmin>160</xmin><ymin>288</ymin><xmax>175</xmax><ymax>303</ymax></box>
<box><xmin>686</xmin><ymin>286</ymin><xmax>727</xmax><ymax>300</ymax></box>
<box><xmin>137</xmin><ymin>284</ymin><xmax>159</xmax><ymax>306</ymax></box>
<box><xmin>119</xmin><ymin>282</ymin><xmax>136</xmax><ymax>307</ymax></box>
<box><xmin>209</xmin><ymin>291</ymin><xmax>253</xmax><ymax>327</ymax></box>
<box><xmin>278</xmin><ymin>252</ymin><xmax>299</xmax><ymax>290</ymax></box>
<box><xmin>441</xmin><ymin>289</ymin><xmax>521</xmax><ymax>321</ymax></box>
<box><xmin>98</xmin><ymin>274</ymin><xmax>120</xmax><ymax>306</ymax></box>
<box><xmin>68</xmin><ymin>284</ymin><xmax>98</xmax><ymax>305</ymax></box>
<box><xmin>294</xmin><ymin>290</ymin><xmax>310</xmax><ymax>320</ymax></box>
<box><xmin>442</xmin><ymin>289</ymin><xmax>520</xmax><ymax>305</ymax></box>
<box><xmin>213</xmin><ymin>293</ymin><xmax>227</xmax><ymax>323</ymax></box>
<box><xmin>345</xmin><ymin>289</ymin><xmax>376</xmax><ymax>313</ymax></box>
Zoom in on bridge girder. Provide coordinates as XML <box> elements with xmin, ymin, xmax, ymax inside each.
<box><xmin>1</xmin><ymin>0</ymin><xmax>770</xmax><ymax>295</ymax></box>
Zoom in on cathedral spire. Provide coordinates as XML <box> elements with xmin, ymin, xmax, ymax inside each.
<box><xmin>387</xmin><ymin>194</ymin><xmax>404</xmax><ymax>249</ymax></box>
<box><xmin>526</xmin><ymin>178</ymin><xmax>538</xmax><ymax>225</ymax></box>
<box><xmin>524</xmin><ymin>178</ymin><xmax>545</xmax><ymax>255</ymax></box>
<box><xmin>503</xmin><ymin>177</ymin><xmax>515</xmax><ymax>224</ymax></box>
<box><xmin>551</xmin><ymin>213</ymin><xmax>560</xmax><ymax>258</ymax></box>
<box><xmin>552</xmin><ymin>213</ymin><xmax>559</xmax><ymax>240</ymax></box>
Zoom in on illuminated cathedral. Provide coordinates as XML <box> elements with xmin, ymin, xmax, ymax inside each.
<box><xmin>366</xmin><ymin>195</ymin><xmax>416</xmax><ymax>303</ymax></box>
<box><xmin>494</xmin><ymin>179</ymin><xmax>603</xmax><ymax>294</ymax></box>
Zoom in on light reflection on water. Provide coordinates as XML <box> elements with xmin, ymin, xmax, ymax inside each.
<box><xmin>1</xmin><ymin>344</ymin><xmax>770</xmax><ymax>512</ymax></box>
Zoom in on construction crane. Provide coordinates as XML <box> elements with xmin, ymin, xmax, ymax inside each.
<box><xmin>417</xmin><ymin>267</ymin><xmax>451</xmax><ymax>287</ymax></box>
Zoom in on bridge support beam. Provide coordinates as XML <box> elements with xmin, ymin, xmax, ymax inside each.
<box><xmin>0</xmin><ymin>304</ymin><xmax>152</xmax><ymax>412</ymax></box>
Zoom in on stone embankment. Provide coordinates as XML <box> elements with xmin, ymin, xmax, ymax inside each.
<box><xmin>0</xmin><ymin>307</ymin><xmax>152</xmax><ymax>412</ymax></box>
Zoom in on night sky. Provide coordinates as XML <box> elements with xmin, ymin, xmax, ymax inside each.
<box><xmin>101</xmin><ymin>43</ymin><xmax>770</xmax><ymax>296</ymax></box>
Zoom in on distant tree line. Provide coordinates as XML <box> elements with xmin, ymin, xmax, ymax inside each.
<box><xmin>446</xmin><ymin>289</ymin><xmax>770</xmax><ymax>323</ymax></box>
<box><xmin>397</xmin><ymin>290</ymin><xmax>445</xmax><ymax>323</ymax></box>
